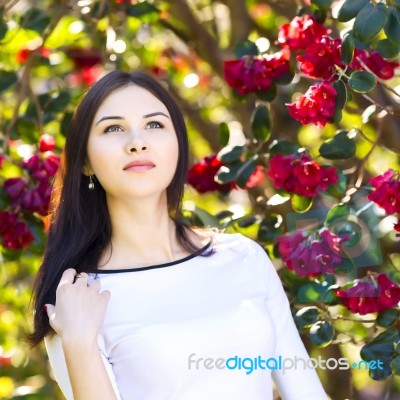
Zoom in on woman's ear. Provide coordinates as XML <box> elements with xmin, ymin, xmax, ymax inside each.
<box><xmin>82</xmin><ymin>160</ymin><xmax>93</xmax><ymax>176</ymax></box>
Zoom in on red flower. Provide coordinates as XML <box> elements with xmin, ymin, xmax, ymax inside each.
<box><xmin>368</xmin><ymin>169</ymin><xmax>400</xmax><ymax>214</ymax></box>
<box><xmin>188</xmin><ymin>155</ymin><xmax>237</xmax><ymax>194</ymax></box>
<box><xmin>2</xmin><ymin>220</ymin><xmax>34</xmax><ymax>250</ymax></box>
<box><xmin>0</xmin><ymin>212</ymin><xmax>34</xmax><ymax>249</ymax></box>
<box><xmin>223</xmin><ymin>50</ymin><xmax>291</xmax><ymax>95</ymax></box>
<box><xmin>188</xmin><ymin>155</ymin><xmax>265</xmax><ymax>194</ymax></box>
<box><xmin>268</xmin><ymin>153</ymin><xmax>338</xmax><ymax>198</ymax></box>
<box><xmin>0</xmin><ymin>212</ymin><xmax>17</xmax><ymax>235</ymax></box>
<box><xmin>336</xmin><ymin>273</ymin><xmax>400</xmax><ymax>315</ymax></box>
<box><xmin>245</xmin><ymin>165</ymin><xmax>266</xmax><ymax>188</ymax></box>
<box><xmin>297</xmin><ymin>37</ymin><xmax>342</xmax><ymax>80</ymax></box>
<box><xmin>38</xmin><ymin>134</ymin><xmax>56</xmax><ymax>153</ymax></box>
<box><xmin>15</xmin><ymin>47</ymin><xmax>50</xmax><ymax>63</ymax></box>
<box><xmin>352</xmin><ymin>50</ymin><xmax>399</xmax><ymax>80</ymax></box>
<box><xmin>286</xmin><ymin>81</ymin><xmax>337</xmax><ymax>127</ymax></box>
<box><xmin>277</xmin><ymin>15</ymin><xmax>329</xmax><ymax>51</ymax></box>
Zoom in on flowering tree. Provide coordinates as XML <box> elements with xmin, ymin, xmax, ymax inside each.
<box><xmin>0</xmin><ymin>0</ymin><xmax>399</xmax><ymax>398</ymax></box>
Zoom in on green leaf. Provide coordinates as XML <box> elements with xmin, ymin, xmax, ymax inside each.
<box><xmin>235</xmin><ymin>157</ymin><xmax>257</xmax><ymax>188</ymax></box>
<box><xmin>256</xmin><ymin>83</ymin><xmax>277</xmax><ymax>102</ymax></box>
<box><xmin>215</xmin><ymin>210</ymin><xmax>234</xmax><ymax>220</ymax></box>
<box><xmin>391</xmin><ymin>356</ymin><xmax>400</xmax><ymax>375</ymax></box>
<box><xmin>291</xmin><ymin>194</ymin><xmax>313</xmax><ymax>213</ymax></box>
<box><xmin>258</xmin><ymin>214</ymin><xmax>283</xmax><ymax>242</ymax></box>
<box><xmin>0</xmin><ymin>187</ymin><xmax>8</xmax><ymax>210</ymax></box>
<box><xmin>15</xmin><ymin>118</ymin><xmax>39</xmax><ymax>142</ymax></box>
<box><xmin>235</xmin><ymin>157</ymin><xmax>256</xmax><ymax>188</ymax></box>
<box><xmin>311</xmin><ymin>0</ymin><xmax>332</xmax><ymax>10</ymax></box>
<box><xmin>61</xmin><ymin>112</ymin><xmax>73</xmax><ymax>136</ymax></box>
<box><xmin>251</xmin><ymin>105</ymin><xmax>271</xmax><ymax>142</ymax></box>
<box><xmin>384</xmin><ymin>7</ymin><xmax>400</xmax><ymax>45</ymax></box>
<box><xmin>348</xmin><ymin>71</ymin><xmax>376</xmax><ymax>93</ymax></box>
<box><xmin>337</xmin><ymin>0</ymin><xmax>368</xmax><ymax>22</ymax></box>
<box><xmin>0</xmin><ymin>19</ymin><xmax>8</xmax><ymax>40</ymax></box>
<box><xmin>377</xmin><ymin>309</ymin><xmax>400</xmax><ymax>327</ymax></box>
<box><xmin>319</xmin><ymin>130</ymin><xmax>356</xmax><ymax>159</ymax></box>
<box><xmin>269</xmin><ymin>140</ymin><xmax>301</xmax><ymax>155</ymax></box>
<box><xmin>237</xmin><ymin>215</ymin><xmax>257</xmax><ymax>228</ymax></box>
<box><xmin>127</xmin><ymin>2</ymin><xmax>159</xmax><ymax>20</ymax></box>
<box><xmin>234</xmin><ymin>40</ymin><xmax>259</xmax><ymax>58</ymax></box>
<box><xmin>294</xmin><ymin>307</ymin><xmax>319</xmax><ymax>329</ymax></box>
<box><xmin>361</xmin><ymin>328</ymin><xmax>399</xmax><ymax>362</ymax></box>
<box><xmin>219</xmin><ymin>122</ymin><xmax>230</xmax><ymax>147</ymax></box>
<box><xmin>217</xmin><ymin>145</ymin><xmax>244</xmax><ymax>163</ymax></box>
<box><xmin>327</xmin><ymin>170</ymin><xmax>347</xmax><ymax>198</ymax></box>
<box><xmin>215</xmin><ymin>161</ymin><xmax>242</xmax><ymax>183</ymax></box>
<box><xmin>273</xmin><ymin>69</ymin><xmax>294</xmax><ymax>85</ymax></box>
<box><xmin>21</xmin><ymin>8</ymin><xmax>51</xmax><ymax>33</ymax></box>
<box><xmin>332</xmin><ymin>80</ymin><xmax>347</xmax><ymax>110</ymax></box>
<box><xmin>341</xmin><ymin>33</ymin><xmax>355</xmax><ymax>65</ymax></box>
<box><xmin>46</xmin><ymin>91</ymin><xmax>71</xmax><ymax>113</ymax></box>
<box><xmin>353</xmin><ymin>3</ymin><xmax>388</xmax><ymax>43</ymax></box>
<box><xmin>309</xmin><ymin>321</ymin><xmax>334</xmax><ymax>347</ymax></box>
<box><xmin>192</xmin><ymin>205</ymin><xmax>221</xmax><ymax>228</ymax></box>
<box><xmin>376</xmin><ymin>39</ymin><xmax>400</xmax><ymax>59</ymax></box>
<box><xmin>0</xmin><ymin>70</ymin><xmax>17</xmax><ymax>93</ymax></box>
<box><xmin>325</xmin><ymin>204</ymin><xmax>350</xmax><ymax>225</ymax></box>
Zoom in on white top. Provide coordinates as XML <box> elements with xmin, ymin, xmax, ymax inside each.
<box><xmin>45</xmin><ymin>232</ymin><xmax>328</xmax><ymax>400</ymax></box>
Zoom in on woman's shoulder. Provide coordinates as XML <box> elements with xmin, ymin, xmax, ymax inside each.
<box><xmin>190</xmin><ymin>227</ymin><xmax>259</xmax><ymax>255</ymax></box>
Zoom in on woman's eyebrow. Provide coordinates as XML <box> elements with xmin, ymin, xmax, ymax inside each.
<box><xmin>95</xmin><ymin>116</ymin><xmax>124</xmax><ymax>126</ymax></box>
<box><xmin>143</xmin><ymin>112</ymin><xmax>170</xmax><ymax>119</ymax></box>
<box><xmin>95</xmin><ymin>112</ymin><xmax>170</xmax><ymax>126</ymax></box>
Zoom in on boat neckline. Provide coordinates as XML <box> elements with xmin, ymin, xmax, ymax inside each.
<box><xmin>94</xmin><ymin>239</ymin><xmax>213</xmax><ymax>274</ymax></box>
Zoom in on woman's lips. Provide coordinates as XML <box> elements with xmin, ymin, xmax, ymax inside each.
<box><xmin>124</xmin><ymin>165</ymin><xmax>155</xmax><ymax>172</ymax></box>
<box><xmin>123</xmin><ymin>160</ymin><xmax>155</xmax><ymax>172</ymax></box>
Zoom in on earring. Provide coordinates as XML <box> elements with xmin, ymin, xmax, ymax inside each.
<box><xmin>88</xmin><ymin>175</ymin><xmax>95</xmax><ymax>190</ymax></box>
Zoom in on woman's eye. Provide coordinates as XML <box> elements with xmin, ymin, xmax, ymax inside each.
<box><xmin>104</xmin><ymin>125</ymin><xmax>123</xmax><ymax>133</ymax></box>
<box><xmin>147</xmin><ymin>121</ymin><xmax>163</xmax><ymax>129</ymax></box>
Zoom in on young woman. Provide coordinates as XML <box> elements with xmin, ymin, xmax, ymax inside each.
<box><xmin>29</xmin><ymin>70</ymin><xmax>328</xmax><ymax>400</ymax></box>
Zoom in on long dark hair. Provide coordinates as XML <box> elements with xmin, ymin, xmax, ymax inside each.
<box><xmin>28</xmin><ymin>70</ymin><xmax>215</xmax><ymax>347</ymax></box>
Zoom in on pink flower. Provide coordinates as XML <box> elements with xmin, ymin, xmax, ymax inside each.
<box><xmin>368</xmin><ymin>169</ymin><xmax>400</xmax><ymax>214</ymax></box>
<box><xmin>336</xmin><ymin>273</ymin><xmax>400</xmax><ymax>315</ymax></box>
<box><xmin>277</xmin><ymin>228</ymin><xmax>344</xmax><ymax>277</ymax></box>
<box><xmin>277</xmin><ymin>15</ymin><xmax>329</xmax><ymax>51</ymax></box>
<box><xmin>4</xmin><ymin>178</ymin><xmax>27</xmax><ymax>202</ymax></box>
<box><xmin>286</xmin><ymin>81</ymin><xmax>337</xmax><ymax>127</ymax></box>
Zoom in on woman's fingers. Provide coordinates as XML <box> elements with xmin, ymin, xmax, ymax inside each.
<box><xmin>74</xmin><ymin>272</ymin><xmax>89</xmax><ymax>286</ymax></box>
<box><xmin>58</xmin><ymin>268</ymin><xmax>76</xmax><ymax>287</ymax></box>
<box><xmin>44</xmin><ymin>303</ymin><xmax>58</xmax><ymax>331</ymax></box>
<box><xmin>89</xmin><ymin>279</ymin><xmax>101</xmax><ymax>292</ymax></box>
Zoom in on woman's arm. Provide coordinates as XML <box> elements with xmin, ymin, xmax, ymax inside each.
<box><xmin>45</xmin><ymin>334</ymin><xmax>121</xmax><ymax>400</ymax></box>
<box><xmin>252</xmin><ymin>241</ymin><xmax>329</xmax><ymax>400</ymax></box>
<box><xmin>45</xmin><ymin>268</ymin><xmax>119</xmax><ymax>400</ymax></box>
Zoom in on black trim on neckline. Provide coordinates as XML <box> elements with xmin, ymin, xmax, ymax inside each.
<box><xmin>95</xmin><ymin>240</ymin><xmax>213</xmax><ymax>274</ymax></box>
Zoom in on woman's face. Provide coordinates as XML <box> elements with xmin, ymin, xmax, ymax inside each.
<box><xmin>85</xmin><ymin>85</ymin><xmax>179</xmax><ymax>201</ymax></box>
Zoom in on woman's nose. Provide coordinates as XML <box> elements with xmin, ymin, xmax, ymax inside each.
<box><xmin>125</xmin><ymin>130</ymin><xmax>148</xmax><ymax>153</ymax></box>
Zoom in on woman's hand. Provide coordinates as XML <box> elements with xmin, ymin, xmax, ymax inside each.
<box><xmin>44</xmin><ymin>268</ymin><xmax>111</xmax><ymax>343</ymax></box>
